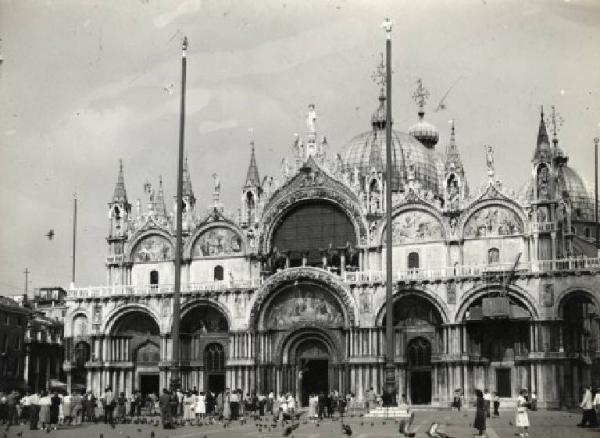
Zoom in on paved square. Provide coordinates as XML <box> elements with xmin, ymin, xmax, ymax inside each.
<box><xmin>3</xmin><ymin>410</ymin><xmax>599</xmax><ymax>438</ymax></box>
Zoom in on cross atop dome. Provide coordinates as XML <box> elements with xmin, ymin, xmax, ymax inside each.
<box><xmin>371</xmin><ymin>53</ymin><xmax>386</xmax><ymax>96</ymax></box>
<box><xmin>412</xmin><ymin>78</ymin><xmax>430</xmax><ymax>117</ymax></box>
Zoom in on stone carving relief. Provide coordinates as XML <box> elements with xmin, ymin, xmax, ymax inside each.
<box><xmin>391</xmin><ymin>211</ymin><xmax>443</xmax><ymax>244</ymax></box>
<box><xmin>541</xmin><ymin>283</ymin><xmax>554</xmax><ymax>307</ymax></box>
<box><xmin>447</xmin><ymin>283</ymin><xmax>456</xmax><ymax>305</ymax></box>
<box><xmin>359</xmin><ymin>288</ymin><xmax>372</xmax><ymax>312</ymax></box>
<box><xmin>463</xmin><ymin>206</ymin><xmax>523</xmax><ymax>238</ymax></box>
<box><xmin>264</xmin><ymin>285</ymin><xmax>344</xmax><ymax>330</ymax></box>
<box><xmin>133</xmin><ymin>235</ymin><xmax>173</xmax><ymax>262</ymax></box>
<box><xmin>92</xmin><ymin>305</ymin><xmax>102</xmax><ymax>325</ymax></box>
<box><xmin>193</xmin><ymin>227</ymin><xmax>243</xmax><ymax>257</ymax></box>
<box><xmin>72</xmin><ymin>315</ymin><xmax>88</xmax><ymax>337</ymax></box>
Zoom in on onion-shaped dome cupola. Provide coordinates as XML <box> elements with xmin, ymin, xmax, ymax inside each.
<box><xmin>408</xmin><ymin>78</ymin><xmax>439</xmax><ymax>149</ymax></box>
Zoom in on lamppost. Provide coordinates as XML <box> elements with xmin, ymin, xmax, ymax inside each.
<box><xmin>170</xmin><ymin>36</ymin><xmax>188</xmax><ymax>391</ymax></box>
<box><xmin>382</xmin><ymin>17</ymin><xmax>397</xmax><ymax>406</ymax></box>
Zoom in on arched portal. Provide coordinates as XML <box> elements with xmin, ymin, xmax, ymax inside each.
<box><xmin>462</xmin><ymin>292</ymin><xmax>532</xmax><ymax>399</ymax></box>
<box><xmin>71</xmin><ymin>341</ymin><xmax>90</xmax><ymax>389</ymax></box>
<box><xmin>180</xmin><ymin>304</ymin><xmax>229</xmax><ymax>391</ymax></box>
<box><xmin>381</xmin><ymin>293</ymin><xmax>443</xmax><ymax>405</ymax></box>
<box><xmin>111</xmin><ymin>311</ymin><xmax>161</xmax><ymax>397</ymax></box>
<box><xmin>558</xmin><ymin>291</ymin><xmax>600</xmax><ymax>405</ymax></box>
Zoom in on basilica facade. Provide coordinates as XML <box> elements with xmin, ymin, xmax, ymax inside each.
<box><xmin>63</xmin><ymin>80</ymin><xmax>600</xmax><ymax>409</ymax></box>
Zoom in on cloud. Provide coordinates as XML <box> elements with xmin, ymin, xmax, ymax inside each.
<box><xmin>197</xmin><ymin>119</ymin><xmax>238</xmax><ymax>134</ymax></box>
<box><xmin>153</xmin><ymin>0</ymin><xmax>203</xmax><ymax>28</ymax></box>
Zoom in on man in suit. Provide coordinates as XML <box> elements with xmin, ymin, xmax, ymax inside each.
<box><xmin>578</xmin><ymin>385</ymin><xmax>598</xmax><ymax>428</ymax></box>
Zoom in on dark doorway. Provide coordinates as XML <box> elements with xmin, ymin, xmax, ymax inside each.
<box><xmin>496</xmin><ymin>369</ymin><xmax>511</xmax><ymax>397</ymax></box>
<box><xmin>301</xmin><ymin>359</ymin><xmax>329</xmax><ymax>406</ymax></box>
<box><xmin>410</xmin><ymin>371</ymin><xmax>432</xmax><ymax>404</ymax></box>
<box><xmin>140</xmin><ymin>374</ymin><xmax>159</xmax><ymax>398</ymax></box>
<box><xmin>207</xmin><ymin>374</ymin><xmax>226</xmax><ymax>395</ymax></box>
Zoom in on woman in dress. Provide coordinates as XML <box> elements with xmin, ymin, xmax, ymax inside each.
<box><xmin>194</xmin><ymin>391</ymin><xmax>206</xmax><ymax>423</ymax></box>
<box><xmin>183</xmin><ymin>391</ymin><xmax>195</xmax><ymax>424</ymax></box>
<box><xmin>287</xmin><ymin>393</ymin><xmax>295</xmax><ymax>416</ymax></box>
<box><xmin>116</xmin><ymin>392</ymin><xmax>127</xmax><ymax>423</ymax></box>
<box><xmin>473</xmin><ymin>389</ymin><xmax>486</xmax><ymax>437</ymax></box>
<box><xmin>308</xmin><ymin>393</ymin><xmax>317</xmax><ymax>422</ymax></box>
<box><xmin>38</xmin><ymin>391</ymin><xmax>52</xmax><ymax>430</ymax></box>
<box><xmin>515</xmin><ymin>389</ymin><xmax>530</xmax><ymax>438</ymax></box>
<box><xmin>62</xmin><ymin>392</ymin><xmax>71</xmax><ymax>425</ymax></box>
<box><xmin>222</xmin><ymin>390</ymin><xmax>231</xmax><ymax>421</ymax></box>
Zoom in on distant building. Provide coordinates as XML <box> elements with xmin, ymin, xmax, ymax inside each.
<box><xmin>0</xmin><ymin>296</ymin><xmax>29</xmax><ymax>392</ymax></box>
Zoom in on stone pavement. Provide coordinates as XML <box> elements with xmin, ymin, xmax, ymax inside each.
<box><xmin>3</xmin><ymin>410</ymin><xmax>600</xmax><ymax>438</ymax></box>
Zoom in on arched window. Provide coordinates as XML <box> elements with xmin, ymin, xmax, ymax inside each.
<box><xmin>488</xmin><ymin>248</ymin><xmax>500</xmax><ymax>264</ymax></box>
<box><xmin>246</xmin><ymin>192</ymin><xmax>255</xmax><ymax>223</ymax></box>
<box><xmin>408</xmin><ymin>252</ymin><xmax>420</xmax><ymax>270</ymax></box>
<box><xmin>585</xmin><ymin>227</ymin><xmax>591</xmax><ymax>239</ymax></box>
<box><xmin>204</xmin><ymin>343</ymin><xmax>225</xmax><ymax>372</ymax></box>
<box><xmin>214</xmin><ymin>265</ymin><xmax>224</xmax><ymax>281</ymax></box>
<box><xmin>407</xmin><ymin>337</ymin><xmax>431</xmax><ymax>367</ymax></box>
<box><xmin>150</xmin><ymin>270</ymin><xmax>159</xmax><ymax>286</ymax></box>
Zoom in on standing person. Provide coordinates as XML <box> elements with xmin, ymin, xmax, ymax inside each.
<box><xmin>287</xmin><ymin>393</ymin><xmax>295</xmax><ymax>416</ymax></box>
<box><xmin>50</xmin><ymin>391</ymin><xmax>60</xmax><ymax>430</ymax></box>
<box><xmin>169</xmin><ymin>389</ymin><xmax>179</xmax><ymax>424</ymax></box>
<box><xmin>183</xmin><ymin>391</ymin><xmax>195</xmax><ymax>424</ymax></box>
<box><xmin>594</xmin><ymin>388</ymin><xmax>600</xmax><ymax>423</ymax></box>
<box><xmin>578</xmin><ymin>385</ymin><xmax>597</xmax><ymax>428</ymax></box>
<box><xmin>515</xmin><ymin>389</ymin><xmax>530</xmax><ymax>438</ymax></box>
<box><xmin>71</xmin><ymin>390</ymin><xmax>83</xmax><ymax>425</ymax></box>
<box><xmin>62</xmin><ymin>392</ymin><xmax>72</xmax><ymax>425</ymax></box>
<box><xmin>230</xmin><ymin>389</ymin><xmax>239</xmax><ymax>421</ymax></box>
<box><xmin>529</xmin><ymin>392</ymin><xmax>537</xmax><ymax>411</ymax></box>
<box><xmin>6</xmin><ymin>391</ymin><xmax>17</xmax><ymax>426</ymax></box>
<box><xmin>29</xmin><ymin>391</ymin><xmax>40</xmax><ymax>430</ymax></box>
<box><xmin>492</xmin><ymin>392</ymin><xmax>500</xmax><ymax>416</ymax></box>
<box><xmin>194</xmin><ymin>391</ymin><xmax>206</xmax><ymax>423</ymax></box>
<box><xmin>20</xmin><ymin>392</ymin><xmax>31</xmax><ymax>426</ymax></box>
<box><xmin>452</xmin><ymin>389</ymin><xmax>462</xmax><ymax>411</ymax></box>
<box><xmin>223</xmin><ymin>389</ymin><xmax>231</xmax><ymax>421</ymax></box>
<box><xmin>85</xmin><ymin>391</ymin><xmax>96</xmax><ymax>423</ymax></box>
<box><xmin>473</xmin><ymin>389</ymin><xmax>486</xmax><ymax>437</ymax></box>
<box><xmin>176</xmin><ymin>388</ymin><xmax>184</xmax><ymax>419</ymax></box>
<box><xmin>308</xmin><ymin>393</ymin><xmax>317</xmax><ymax>421</ymax></box>
<box><xmin>216</xmin><ymin>391</ymin><xmax>224</xmax><ymax>419</ymax></box>
<box><xmin>38</xmin><ymin>390</ymin><xmax>52</xmax><ymax>430</ymax></box>
<box><xmin>159</xmin><ymin>389</ymin><xmax>172</xmax><ymax>429</ymax></box>
<box><xmin>483</xmin><ymin>389</ymin><xmax>491</xmax><ymax>418</ymax></box>
<box><xmin>317</xmin><ymin>391</ymin><xmax>326</xmax><ymax>420</ymax></box>
<box><xmin>116</xmin><ymin>392</ymin><xmax>127</xmax><ymax>423</ymax></box>
<box><xmin>102</xmin><ymin>387</ymin><xmax>114</xmax><ymax>425</ymax></box>
<box><xmin>279</xmin><ymin>393</ymin><xmax>288</xmax><ymax>421</ymax></box>
<box><xmin>267</xmin><ymin>391</ymin><xmax>274</xmax><ymax>417</ymax></box>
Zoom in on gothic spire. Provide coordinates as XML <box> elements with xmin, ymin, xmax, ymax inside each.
<box><xmin>156</xmin><ymin>175</ymin><xmax>167</xmax><ymax>217</ymax></box>
<box><xmin>445</xmin><ymin>121</ymin><xmax>462</xmax><ymax>167</ymax></box>
<box><xmin>182</xmin><ymin>156</ymin><xmax>195</xmax><ymax>200</ymax></box>
<box><xmin>244</xmin><ymin>141</ymin><xmax>261</xmax><ymax>188</ymax></box>
<box><xmin>537</xmin><ymin>106</ymin><xmax>550</xmax><ymax>148</ymax></box>
<box><xmin>111</xmin><ymin>159</ymin><xmax>128</xmax><ymax>205</ymax></box>
<box><xmin>533</xmin><ymin>106</ymin><xmax>551</xmax><ymax>162</ymax></box>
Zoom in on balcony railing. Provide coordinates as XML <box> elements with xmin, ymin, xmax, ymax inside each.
<box><xmin>68</xmin><ymin>278</ymin><xmax>263</xmax><ymax>300</ymax></box>
<box><xmin>530</xmin><ymin>221</ymin><xmax>556</xmax><ymax>233</ymax></box>
<box><xmin>342</xmin><ymin>257</ymin><xmax>600</xmax><ymax>284</ymax></box>
<box><xmin>68</xmin><ymin>256</ymin><xmax>600</xmax><ymax>298</ymax></box>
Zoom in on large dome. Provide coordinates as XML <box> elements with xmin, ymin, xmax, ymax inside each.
<box><xmin>342</xmin><ymin>127</ymin><xmax>443</xmax><ymax>194</ymax></box>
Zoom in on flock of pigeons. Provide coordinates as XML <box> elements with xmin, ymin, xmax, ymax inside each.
<box><xmin>2</xmin><ymin>412</ymin><xmax>458</xmax><ymax>438</ymax></box>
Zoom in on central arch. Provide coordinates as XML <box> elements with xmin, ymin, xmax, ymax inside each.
<box><xmin>279</xmin><ymin>328</ymin><xmax>341</xmax><ymax>407</ymax></box>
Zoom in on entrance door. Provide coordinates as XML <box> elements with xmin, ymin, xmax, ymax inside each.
<box><xmin>410</xmin><ymin>371</ymin><xmax>432</xmax><ymax>404</ymax></box>
<box><xmin>301</xmin><ymin>359</ymin><xmax>329</xmax><ymax>407</ymax></box>
<box><xmin>140</xmin><ymin>374</ymin><xmax>159</xmax><ymax>398</ymax></box>
<box><xmin>207</xmin><ymin>374</ymin><xmax>225</xmax><ymax>395</ymax></box>
<box><xmin>496</xmin><ymin>369</ymin><xmax>511</xmax><ymax>397</ymax></box>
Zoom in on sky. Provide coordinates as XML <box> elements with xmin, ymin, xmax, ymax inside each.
<box><xmin>0</xmin><ymin>0</ymin><xmax>599</xmax><ymax>295</ymax></box>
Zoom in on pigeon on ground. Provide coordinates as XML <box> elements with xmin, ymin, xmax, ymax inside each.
<box><xmin>360</xmin><ymin>421</ymin><xmax>364</xmax><ymax>426</ymax></box>
<box><xmin>16</xmin><ymin>433</ymin><xmax>23</xmax><ymax>438</ymax></box>
<box><xmin>150</xmin><ymin>431</ymin><xmax>155</xmax><ymax>438</ymax></box>
<box><xmin>100</xmin><ymin>434</ymin><xmax>104</xmax><ymax>438</ymax></box>
<box><xmin>342</xmin><ymin>423</ymin><xmax>352</xmax><ymax>436</ymax></box>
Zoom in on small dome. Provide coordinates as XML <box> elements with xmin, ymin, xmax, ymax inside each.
<box><xmin>409</xmin><ymin>112</ymin><xmax>439</xmax><ymax>149</ymax></box>
<box><xmin>342</xmin><ymin>127</ymin><xmax>443</xmax><ymax>195</ymax></box>
<box><xmin>560</xmin><ymin>166</ymin><xmax>594</xmax><ymax>221</ymax></box>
